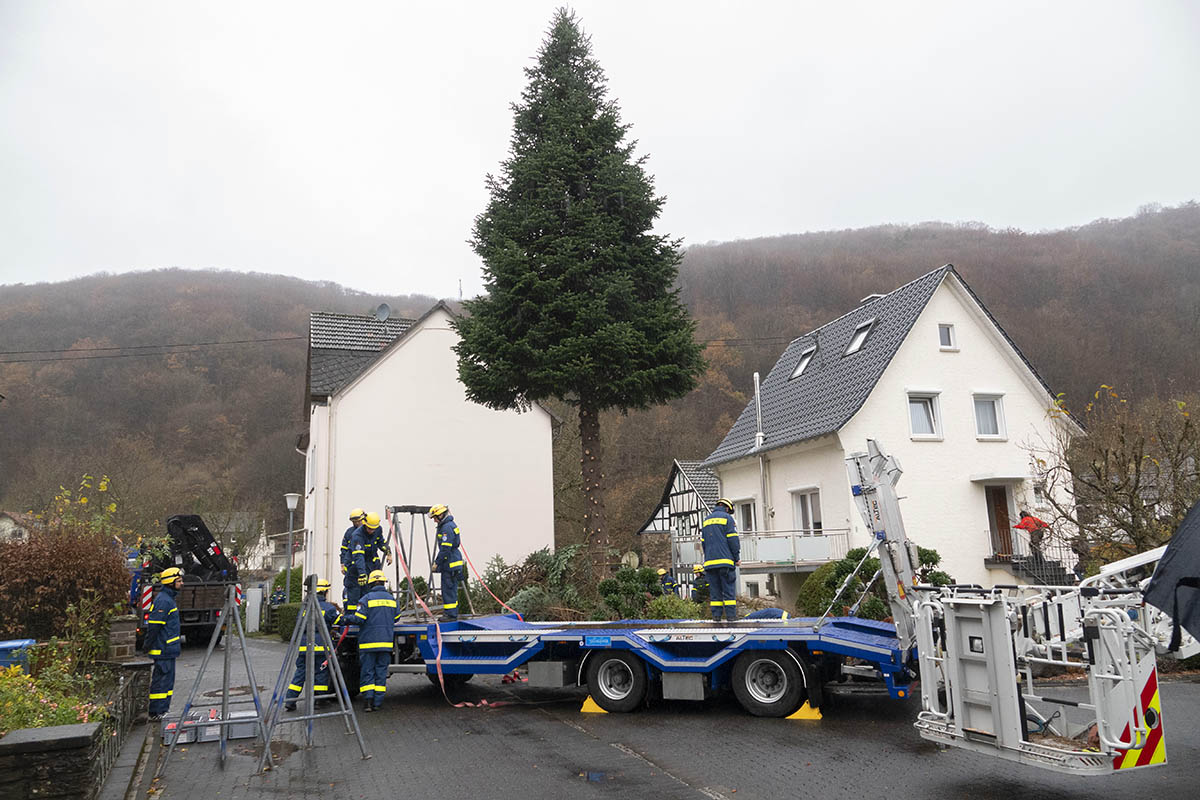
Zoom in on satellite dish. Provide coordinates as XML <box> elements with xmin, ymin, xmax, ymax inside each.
<box><xmin>620</xmin><ymin>551</ymin><xmax>640</xmax><ymax>569</ymax></box>
<box><xmin>373</xmin><ymin>303</ymin><xmax>391</xmax><ymax>322</ymax></box>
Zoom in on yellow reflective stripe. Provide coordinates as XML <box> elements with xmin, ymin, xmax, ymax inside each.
<box><xmin>440</xmin><ymin>542</ymin><xmax>453</xmax><ymax>547</ymax></box>
<box><xmin>165</xmin><ymin>636</ymin><xmax>180</xmax><ymax>644</ymax></box>
<box><xmin>702</xmin><ymin>518</ymin><xmax>727</xmax><ymax>527</ymax></box>
<box><xmin>726</xmin><ymin>532</ymin><xmax>738</xmax><ymax>538</ymax></box>
<box><xmin>312</xmin><ymin>684</ymin><xmax>329</xmax><ymax>691</ymax></box>
<box><xmin>359</xmin><ymin>684</ymin><xmax>386</xmax><ymax>692</ymax></box>
<box><xmin>149</xmin><ymin>691</ymin><xmax>170</xmax><ymax>699</ymax></box>
<box><xmin>723</xmin><ymin>601</ymin><xmax>737</xmax><ymax>606</ymax></box>
<box><xmin>148</xmin><ymin>620</ymin><xmax>167</xmax><ymax>624</ymax></box>
<box><xmin>444</xmin><ymin>602</ymin><xmax>458</xmax><ymax>609</ymax></box>
<box><xmin>704</xmin><ymin>558</ymin><xmax>734</xmax><ymax>567</ymax></box>
<box><xmin>149</xmin><ymin>649</ymin><xmax>162</xmax><ymax>655</ymax></box>
<box><xmin>367</xmin><ymin>598</ymin><xmax>397</xmax><ymax>608</ymax></box>
<box><xmin>359</xmin><ymin>642</ymin><xmax>391</xmax><ymax>649</ymax></box>
<box><xmin>709</xmin><ymin>601</ymin><xmax>723</xmax><ymax>607</ymax></box>
<box><xmin>298</xmin><ymin>646</ymin><xmax>326</xmax><ymax>652</ymax></box>
<box><xmin>448</xmin><ymin>560</ymin><xmax>463</xmax><ymax>568</ymax></box>
<box><xmin>352</xmin><ymin>548</ymin><xmax>364</xmax><ymax>554</ymax></box>
<box><xmin>288</xmin><ymin>684</ymin><xmax>303</xmax><ymax>692</ymax></box>
<box><xmin>168</xmin><ymin>607</ymin><xmax>178</xmax><ymax>613</ymax></box>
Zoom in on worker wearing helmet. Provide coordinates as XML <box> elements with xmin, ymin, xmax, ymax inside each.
<box><xmin>690</xmin><ymin>563</ymin><xmax>710</xmax><ymax>605</ymax></box>
<box><xmin>285</xmin><ymin>579</ymin><xmax>342</xmax><ymax>712</ymax></box>
<box><xmin>146</xmin><ymin>567</ymin><xmax>184</xmax><ymax>719</ymax></box>
<box><xmin>353</xmin><ymin>570</ymin><xmax>399</xmax><ymax>712</ymax></box>
<box><xmin>340</xmin><ymin>509</ymin><xmax>366</xmax><ymax>614</ymax></box>
<box><xmin>347</xmin><ymin>513</ymin><xmax>385</xmax><ymax>615</ymax></box>
<box><xmin>430</xmin><ymin>504</ymin><xmax>464</xmax><ymax>621</ymax></box>
<box><xmin>361</xmin><ymin>512</ymin><xmax>392</xmax><ymax>573</ymax></box>
<box><xmin>701</xmin><ymin>498</ymin><xmax>740</xmax><ymax>622</ymax></box>
<box><xmin>657</xmin><ymin>568</ymin><xmax>679</xmax><ymax>598</ymax></box>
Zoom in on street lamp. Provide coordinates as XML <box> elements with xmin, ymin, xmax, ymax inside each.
<box><xmin>284</xmin><ymin>493</ymin><xmax>302</xmax><ymax>603</ymax></box>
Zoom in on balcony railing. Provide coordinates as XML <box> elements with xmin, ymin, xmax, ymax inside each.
<box><xmin>672</xmin><ymin>527</ymin><xmax>850</xmax><ymax>572</ymax></box>
<box><xmin>986</xmin><ymin>526</ymin><xmax>1079</xmax><ymax>585</ymax></box>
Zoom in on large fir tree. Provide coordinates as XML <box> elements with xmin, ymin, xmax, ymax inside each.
<box><xmin>454</xmin><ymin>9</ymin><xmax>705</xmax><ymax>570</ymax></box>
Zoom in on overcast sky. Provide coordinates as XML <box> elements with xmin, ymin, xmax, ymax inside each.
<box><xmin>1</xmin><ymin>1</ymin><xmax>1197</xmax><ymax>299</ymax></box>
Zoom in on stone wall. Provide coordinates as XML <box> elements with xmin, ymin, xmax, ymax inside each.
<box><xmin>0</xmin><ymin>722</ymin><xmax>103</xmax><ymax>800</ymax></box>
<box><xmin>638</xmin><ymin>532</ymin><xmax>671</xmax><ymax>571</ymax></box>
<box><xmin>106</xmin><ymin>615</ymin><xmax>138</xmax><ymax>661</ymax></box>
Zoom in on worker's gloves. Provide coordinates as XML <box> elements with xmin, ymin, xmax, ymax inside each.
<box><xmin>357</xmin><ymin>576</ymin><xmax>367</xmax><ymax>586</ymax></box>
<box><xmin>341</xmin><ymin>564</ymin><xmax>347</xmax><ymax>574</ymax></box>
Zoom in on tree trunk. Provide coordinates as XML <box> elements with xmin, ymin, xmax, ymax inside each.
<box><xmin>578</xmin><ymin>398</ymin><xmax>608</xmax><ymax>576</ymax></box>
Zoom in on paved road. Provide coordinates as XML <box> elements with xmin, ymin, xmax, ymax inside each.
<box><xmin>134</xmin><ymin>635</ymin><xmax>1200</xmax><ymax>799</ymax></box>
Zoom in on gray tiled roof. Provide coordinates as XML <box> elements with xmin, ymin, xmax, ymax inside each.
<box><xmin>677</xmin><ymin>460</ymin><xmax>720</xmax><ymax>509</ymax></box>
<box><xmin>308</xmin><ymin>312</ymin><xmax>414</xmax><ymax>397</ymax></box>
<box><xmin>704</xmin><ymin>265</ymin><xmax>952</xmax><ymax>467</ymax></box>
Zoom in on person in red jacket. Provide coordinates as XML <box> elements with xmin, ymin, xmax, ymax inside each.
<box><xmin>1014</xmin><ymin>510</ymin><xmax>1050</xmax><ymax>557</ymax></box>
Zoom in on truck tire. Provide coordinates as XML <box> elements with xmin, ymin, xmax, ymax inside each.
<box><xmin>731</xmin><ymin>650</ymin><xmax>806</xmax><ymax>717</ymax></box>
<box><xmin>585</xmin><ymin>650</ymin><xmax>648</xmax><ymax>713</ymax></box>
<box><xmin>426</xmin><ymin>672</ymin><xmax>473</xmax><ymax>689</ymax></box>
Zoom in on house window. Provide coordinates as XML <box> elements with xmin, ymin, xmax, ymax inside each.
<box><xmin>746</xmin><ymin>581</ymin><xmax>761</xmax><ymax>599</ymax></box>
<box><xmin>1033</xmin><ymin>482</ymin><xmax>1049</xmax><ymax>510</ymax></box>
<box><xmin>908</xmin><ymin>393</ymin><xmax>942</xmax><ymax>438</ymax></box>
<box><xmin>735</xmin><ymin>501</ymin><xmax>756</xmax><ymax>532</ymax></box>
<box><xmin>789</xmin><ymin>346</ymin><xmax>817</xmax><ymax>379</ymax></box>
<box><xmin>791</xmin><ymin>489</ymin><xmax>823</xmax><ymax>534</ymax></box>
<box><xmin>974</xmin><ymin>394</ymin><xmax>1006</xmax><ymax>438</ymax></box>
<box><xmin>938</xmin><ymin>324</ymin><xmax>956</xmax><ymax>349</ymax></box>
<box><xmin>844</xmin><ymin>319</ymin><xmax>875</xmax><ymax>355</ymax></box>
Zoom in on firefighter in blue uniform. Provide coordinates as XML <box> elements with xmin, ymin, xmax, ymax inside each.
<box><xmin>340</xmin><ymin>508</ymin><xmax>366</xmax><ymax>614</ymax></box>
<box><xmin>354</xmin><ymin>570</ymin><xmax>400</xmax><ymax>712</ymax></box>
<box><xmin>285</xmin><ymin>579</ymin><xmax>342</xmax><ymax>711</ymax></box>
<box><xmin>430</xmin><ymin>504</ymin><xmax>464</xmax><ymax>621</ymax></box>
<box><xmin>701</xmin><ymin>498</ymin><xmax>740</xmax><ymax>622</ymax></box>
<box><xmin>361</xmin><ymin>512</ymin><xmax>391</xmax><ymax>573</ymax></box>
<box><xmin>690</xmin><ymin>564</ymin><xmax>710</xmax><ymax>605</ymax></box>
<box><xmin>657</xmin><ymin>568</ymin><xmax>679</xmax><ymax>597</ymax></box>
<box><xmin>146</xmin><ymin>567</ymin><xmax>184</xmax><ymax>719</ymax></box>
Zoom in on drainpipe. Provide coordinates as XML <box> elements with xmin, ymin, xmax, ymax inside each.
<box><xmin>753</xmin><ymin>373</ymin><xmax>770</xmax><ymax>534</ymax></box>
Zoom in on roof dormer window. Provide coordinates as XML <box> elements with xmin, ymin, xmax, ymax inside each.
<box><xmin>789</xmin><ymin>346</ymin><xmax>817</xmax><ymax>380</ymax></box>
<box><xmin>844</xmin><ymin>319</ymin><xmax>875</xmax><ymax>355</ymax></box>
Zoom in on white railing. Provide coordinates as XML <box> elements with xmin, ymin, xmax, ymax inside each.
<box><xmin>672</xmin><ymin>527</ymin><xmax>850</xmax><ymax>569</ymax></box>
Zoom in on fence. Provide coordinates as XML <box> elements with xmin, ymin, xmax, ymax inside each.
<box><xmin>987</xmin><ymin>526</ymin><xmax>1078</xmax><ymax>585</ymax></box>
<box><xmin>95</xmin><ymin>660</ymin><xmax>151</xmax><ymax>790</ymax></box>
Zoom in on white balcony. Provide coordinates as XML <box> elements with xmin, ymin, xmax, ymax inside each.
<box><xmin>672</xmin><ymin>528</ymin><xmax>850</xmax><ymax>574</ymax></box>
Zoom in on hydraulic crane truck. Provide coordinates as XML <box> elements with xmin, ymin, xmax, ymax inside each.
<box><xmin>330</xmin><ymin>440</ymin><xmax>1187</xmax><ymax>777</ymax></box>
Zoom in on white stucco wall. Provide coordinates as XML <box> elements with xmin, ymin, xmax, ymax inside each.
<box><xmin>304</xmin><ymin>307</ymin><xmax>555</xmax><ymax>604</ymax></box>
<box><xmin>839</xmin><ymin>276</ymin><xmax>1073</xmax><ymax>585</ymax></box>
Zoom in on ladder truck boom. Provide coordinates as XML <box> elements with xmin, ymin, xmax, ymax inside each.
<box><xmin>845</xmin><ymin>439</ymin><xmax>1177</xmax><ymax>776</ymax></box>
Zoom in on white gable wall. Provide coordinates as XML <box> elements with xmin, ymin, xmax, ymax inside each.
<box><xmin>840</xmin><ymin>276</ymin><xmax>1071</xmax><ymax>585</ymax></box>
<box><xmin>305</xmin><ymin>307</ymin><xmax>555</xmax><ymax>604</ymax></box>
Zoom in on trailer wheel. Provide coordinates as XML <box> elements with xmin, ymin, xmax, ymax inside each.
<box><xmin>427</xmin><ymin>672</ymin><xmax>473</xmax><ymax>689</ymax></box>
<box><xmin>731</xmin><ymin>651</ymin><xmax>805</xmax><ymax>717</ymax></box>
<box><xmin>585</xmin><ymin>650</ymin><xmax>648</xmax><ymax>713</ymax></box>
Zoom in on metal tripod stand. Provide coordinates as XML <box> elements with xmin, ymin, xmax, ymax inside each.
<box><xmin>258</xmin><ymin>574</ymin><xmax>370</xmax><ymax>771</ymax></box>
<box><xmin>387</xmin><ymin>504</ymin><xmax>474</xmax><ymax>617</ymax></box>
<box><xmin>156</xmin><ymin>584</ymin><xmax>270</xmax><ymax>777</ymax></box>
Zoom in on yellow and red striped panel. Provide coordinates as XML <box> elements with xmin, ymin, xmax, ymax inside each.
<box><xmin>1112</xmin><ymin>667</ymin><xmax>1167</xmax><ymax>770</ymax></box>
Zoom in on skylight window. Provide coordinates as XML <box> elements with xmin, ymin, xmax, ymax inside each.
<box><xmin>789</xmin><ymin>346</ymin><xmax>817</xmax><ymax>379</ymax></box>
<box><xmin>844</xmin><ymin>319</ymin><xmax>875</xmax><ymax>355</ymax></box>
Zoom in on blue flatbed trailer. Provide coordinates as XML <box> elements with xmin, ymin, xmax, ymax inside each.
<box><xmin>339</xmin><ymin>612</ymin><xmax>915</xmax><ymax>717</ymax></box>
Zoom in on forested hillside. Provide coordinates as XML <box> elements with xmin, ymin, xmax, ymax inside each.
<box><xmin>2</xmin><ymin>203</ymin><xmax>1197</xmax><ymax>551</ymax></box>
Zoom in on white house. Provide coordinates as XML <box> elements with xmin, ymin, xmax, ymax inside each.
<box><xmin>301</xmin><ymin>303</ymin><xmax>556</xmax><ymax>605</ymax></box>
<box><xmin>703</xmin><ymin>264</ymin><xmax>1081</xmax><ymax>602</ymax></box>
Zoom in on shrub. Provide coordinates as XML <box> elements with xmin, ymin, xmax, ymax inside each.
<box><xmin>271</xmin><ymin>567</ymin><xmax>305</xmax><ymax>602</ymax></box>
<box><xmin>0</xmin><ymin>665</ymin><xmax>106</xmax><ymax>735</ymax></box>
<box><xmin>796</xmin><ymin>562</ymin><xmax>840</xmax><ymax>617</ymax></box>
<box><xmin>646</xmin><ymin>593</ymin><xmax>703</xmax><ymax>620</ymax></box>
<box><xmin>0</xmin><ymin>524</ymin><xmax>129</xmax><ymax>641</ymax></box>
<box><xmin>599</xmin><ymin>567</ymin><xmax>660</xmax><ymax>620</ymax></box>
<box><xmin>275</xmin><ymin>603</ymin><xmax>302</xmax><ymax>641</ymax></box>
<box><xmin>796</xmin><ymin>546</ymin><xmax>953</xmax><ymax>620</ymax></box>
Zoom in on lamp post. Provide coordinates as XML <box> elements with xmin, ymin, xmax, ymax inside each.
<box><xmin>284</xmin><ymin>493</ymin><xmax>302</xmax><ymax>603</ymax></box>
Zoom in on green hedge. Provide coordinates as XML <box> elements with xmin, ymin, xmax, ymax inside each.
<box><xmin>271</xmin><ymin>567</ymin><xmax>305</xmax><ymax>601</ymax></box>
<box><xmin>274</xmin><ymin>603</ymin><xmax>301</xmax><ymax>642</ymax></box>
<box><xmin>646</xmin><ymin>593</ymin><xmax>704</xmax><ymax>620</ymax></box>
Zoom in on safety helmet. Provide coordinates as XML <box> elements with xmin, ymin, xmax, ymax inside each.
<box><xmin>716</xmin><ymin>498</ymin><xmax>734</xmax><ymax>513</ymax></box>
<box><xmin>367</xmin><ymin>569</ymin><xmax>386</xmax><ymax>584</ymax></box>
<box><xmin>159</xmin><ymin>567</ymin><xmax>183</xmax><ymax>584</ymax></box>
<box><xmin>364</xmin><ymin>512</ymin><xmax>381</xmax><ymax>530</ymax></box>
<box><xmin>349</xmin><ymin>508</ymin><xmax>366</xmax><ymax>521</ymax></box>
<box><xmin>656</xmin><ymin>568</ymin><xmax>667</xmax><ymax>576</ymax></box>
<box><xmin>429</xmin><ymin>504</ymin><xmax>448</xmax><ymax>518</ymax></box>
<box><xmin>316</xmin><ymin>579</ymin><xmax>332</xmax><ymax>593</ymax></box>
<box><xmin>692</xmin><ymin>564</ymin><xmax>703</xmax><ymax>574</ymax></box>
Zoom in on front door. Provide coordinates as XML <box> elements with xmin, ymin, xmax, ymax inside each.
<box><xmin>985</xmin><ymin>485</ymin><xmax>1013</xmax><ymax>556</ymax></box>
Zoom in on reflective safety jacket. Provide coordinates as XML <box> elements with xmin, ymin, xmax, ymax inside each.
<box><xmin>659</xmin><ymin>574</ymin><xmax>678</xmax><ymax>595</ymax></box>
<box><xmin>700</xmin><ymin>508</ymin><xmax>740</xmax><ymax>568</ymax></box>
<box><xmin>145</xmin><ymin>585</ymin><xmax>182</xmax><ymax>659</ymax></box>
<box><xmin>353</xmin><ymin>586</ymin><xmax>399</xmax><ymax>651</ymax></box>
<box><xmin>435</xmin><ymin>515</ymin><xmax>463</xmax><ymax>573</ymax></box>
<box><xmin>298</xmin><ymin>598</ymin><xmax>342</xmax><ymax>652</ymax></box>
<box><xmin>339</xmin><ymin>524</ymin><xmax>360</xmax><ymax>572</ymax></box>
<box><xmin>690</xmin><ymin>574</ymin><xmax>710</xmax><ymax>603</ymax></box>
<box><xmin>350</xmin><ymin>525</ymin><xmax>390</xmax><ymax>574</ymax></box>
